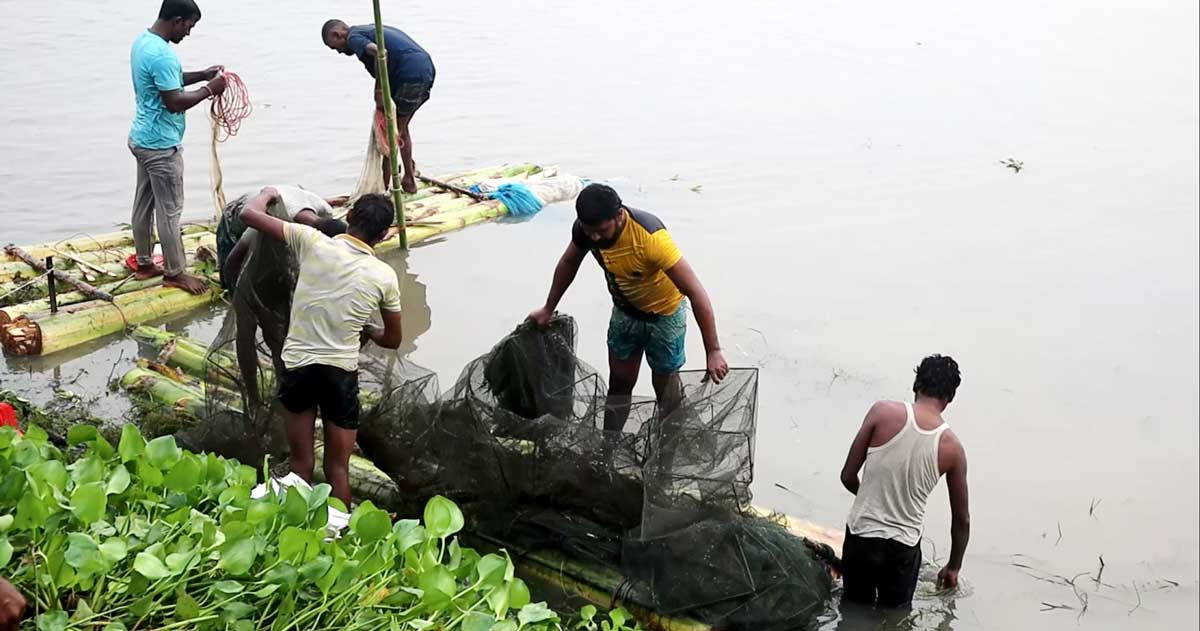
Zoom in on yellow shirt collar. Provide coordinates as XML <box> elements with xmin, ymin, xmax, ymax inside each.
<box><xmin>334</xmin><ymin>233</ymin><xmax>376</xmax><ymax>256</ymax></box>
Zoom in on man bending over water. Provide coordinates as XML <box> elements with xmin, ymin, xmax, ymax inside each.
<box><xmin>839</xmin><ymin>355</ymin><xmax>970</xmax><ymax>608</ymax></box>
<box><xmin>240</xmin><ymin>190</ymin><xmax>403</xmax><ymax>507</ymax></box>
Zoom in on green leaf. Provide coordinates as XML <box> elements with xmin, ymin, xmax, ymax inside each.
<box><xmin>165</xmin><ymin>453</ymin><xmax>202</xmax><ymax>493</ymax></box>
<box><xmin>278</xmin><ymin>526</ymin><xmax>307</xmax><ymax>562</ymax></box>
<box><xmin>221</xmin><ymin>601</ymin><xmax>256</xmax><ymax>623</ymax></box>
<box><xmin>0</xmin><ymin>538</ymin><xmax>12</xmax><ymax>570</ymax></box>
<box><xmin>217</xmin><ymin>537</ymin><xmax>257</xmax><ymax>575</ymax></box>
<box><xmin>492</xmin><ymin>622</ymin><xmax>518</xmax><ymax>631</ymax></box>
<box><xmin>137</xmin><ymin>458</ymin><xmax>163</xmax><ymax>488</ymax></box>
<box><xmin>67</xmin><ymin>425</ymin><xmax>99</xmax><ymax>446</ymax></box>
<box><xmin>24</xmin><ymin>424</ymin><xmax>49</xmax><ymax>445</ymax></box>
<box><xmin>253</xmin><ymin>583</ymin><xmax>281</xmax><ymax>599</ymax></box>
<box><xmin>423</xmin><ymin>495</ymin><xmax>464</xmax><ymax>539</ymax></box>
<box><xmin>508</xmin><ymin>577</ymin><xmax>531</xmax><ymax>609</ymax></box>
<box><xmin>419</xmin><ymin>565</ymin><xmax>456</xmax><ymax>611</ymax></box>
<box><xmin>0</xmin><ymin>514</ymin><xmax>13</xmax><ymax>532</ymax></box>
<box><xmin>282</xmin><ymin>487</ymin><xmax>307</xmax><ymax>525</ymax></box>
<box><xmin>307</xmin><ymin>483</ymin><xmax>331</xmax><ymax>511</ymax></box>
<box><xmin>103</xmin><ymin>623</ymin><xmax>129</xmax><ymax>631</ymax></box>
<box><xmin>476</xmin><ymin>553</ymin><xmax>508</xmax><ymax>587</ymax></box>
<box><xmin>65</xmin><ymin>533</ymin><xmax>100</xmax><ymax>570</ymax></box>
<box><xmin>70</xmin><ymin>455</ymin><xmax>105</xmax><ymax>486</ymax></box>
<box><xmin>487</xmin><ymin>585</ymin><xmax>509</xmax><ymax>619</ymax></box>
<box><xmin>264</xmin><ymin>563</ymin><xmax>298</xmax><ymax>590</ymax></box>
<box><xmin>176</xmin><ymin>589</ymin><xmax>201</xmax><ymax>621</ymax></box>
<box><xmin>246</xmin><ymin>499</ymin><xmax>279</xmax><ymax>525</ymax></box>
<box><xmin>298</xmin><ymin>555</ymin><xmax>332</xmax><ymax>582</ymax></box>
<box><xmin>353</xmin><ymin>509</ymin><xmax>391</xmax><ymax>544</ymax></box>
<box><xmin>608</xmin><ymin>608</ymin><xmax>628</xmax><ymax>629</ymax></box>
<box><xmin>212</xmin><ymin>580</ymin><xmax>245</xmax><ymax>595</ymax></box>
<box><xmin>29</xmin><ymin>460</ymin><xmax>69</xmax><ymax>493</ymax></box>
<box><xmin>70</xmin><ymin>482</ymin><xmax>107</xmax><ymax>525</ymax></box>
<box><xmin>393</xmin><ymin>519</ymin><xmax>426</xmax><ymax>553</ymax></box>
<box><xmin>236</xmin><ymin>464</ymin><xmax>257</xmax><ymax>487</ymax></box>
<box><xmin>145</xmin><ymin>435</ymin><xmax>182</xmax><ymax>469</ymax></box>
<box><xmin>462</xmin><ymin>611</ymin><xmax>496</xmax><ymax>631</ymax></box>
<box><xmin>579</xmin><ymin>604</ymin><xmax>597</xmax><ymax>622</ymax></box>
<box><xmin>14</xmin><ymin>491</ymin><xmax>49</xmax><ymax>531</ymax></box>
<box><xmin>35</xmin><ymin>610</ymin><xmax>68</xmax><ymax>631</ymax></box>
<box><xmin>118</xmin><ymin>423</ymin><xmax>145</xmax><ymax>462</ymax></box>
<box><xmin>133</xmin><ymin>552</ymin><xmax>170</xmax><ymax>579</ymax></box>
<box><xmin>106</xmin><ymin>465</ymin><xmax>131</xmax><ymax>495</ymax></box>
<box><xmin>517</xmin><ymin>602</ymin><xmax>559</xmax><ymax>626</ymax></box>
<box><xmin>99</xmin><ymin>538</ymin><xmax>129</xmax><ymax>564</ymax></box>
<box><xmin>166</xmin><ymin>551</ymin><xmax>196</xmax><ymax>574</ymax></box>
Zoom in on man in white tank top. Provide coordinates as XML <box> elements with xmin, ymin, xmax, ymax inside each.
<box><xmin>838</xmin><ymin>355</ymin><xmax>970</xmax><ymax>608</ymax></box>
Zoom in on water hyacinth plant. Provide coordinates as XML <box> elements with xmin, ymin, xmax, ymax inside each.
<box><xmin>0</xmin><ymin>423</ymin><xmax>640</xmax><ymax>631</ymax></box>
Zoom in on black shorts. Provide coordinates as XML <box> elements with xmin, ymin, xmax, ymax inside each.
<box><xmin>277</xmin><ymin>364</ymin><xmax>360</xmax><ymax>430</ymax></box>
<box><xmin>841</xmin><ymin>528</ymin><xmax>922</xmax><ymax>608</ymax></box>
<box><xmin>391</xmin><ymin>81</ymin><xmax>432</xmax><ymax>117</ymax></box>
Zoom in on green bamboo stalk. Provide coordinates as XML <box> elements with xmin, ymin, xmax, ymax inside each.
<box><xmin>371</xmin><ymin>3</ymin><xmax>408</xmax><ymax>249</ymax></box>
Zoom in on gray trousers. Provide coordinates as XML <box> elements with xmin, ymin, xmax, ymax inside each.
<box><xmin>129</xmin><ymin>139</ymin><xmax>187</xmax><ymax>277</ymax></box>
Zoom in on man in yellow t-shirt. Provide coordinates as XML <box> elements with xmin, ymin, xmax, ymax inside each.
<box><xmin>528</xmin><ymin>183</ymin><xmax>729</xmax><ymax>432</ymax></box>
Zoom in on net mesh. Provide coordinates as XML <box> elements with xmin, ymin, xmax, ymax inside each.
<box><xmin>165</xmin><ymin>282</ymin><xmax>833</xmax><ymax>628</ymax></box>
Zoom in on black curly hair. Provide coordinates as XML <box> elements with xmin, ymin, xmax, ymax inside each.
<box><xmin>347</xmin><ymin>194</ymin><xmax>394</xmax><ymax>244</ymax></box>
<box><xmin>913</xmin><ymin>354</ymin><xmax>961</xmax><ymax>403</ymax></box>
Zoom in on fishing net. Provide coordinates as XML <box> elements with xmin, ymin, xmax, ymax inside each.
<box><xmin>163</xmin><ymin>283</ymin><xmax>833</xmax><ymax>629</ymax></box>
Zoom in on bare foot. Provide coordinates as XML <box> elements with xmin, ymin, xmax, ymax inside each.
<box><xmin>401</xmin><ymin>176</ymin><xmax>418</xmax><ymax>194</ymax></box>
<box><xmin>163</xmin><ymin>273</ymin><xmax>209</xmax><ymax>295</ymax></box>
<box><xmin>134</xmin><ymin>264</ymin><xmax>163</xmax><ymax>281</ymax></box>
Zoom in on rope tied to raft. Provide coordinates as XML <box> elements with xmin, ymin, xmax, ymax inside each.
<box><xmin>209</xmin><ymin>71</ymin><xmax>252</xmax><ymax>219</ymax></box>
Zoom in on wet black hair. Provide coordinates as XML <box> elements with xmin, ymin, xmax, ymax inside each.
<box><xmin>913</xmin><ymin>354</ymin><xmax>961</xmax><ymax>403</ymax></box>
<box><xmin>348</xmin><ymin>194</ymin><xmax>394</xmax><ymax>243</ymax></box>
<box><xmin>159</xmin><ymin>0</ymin><xmax>201</xmax><ymax>21</ymax></box>
<box><xmin>576</xmin><ymin>183</ymin><xmax>623</xmax><ymax>225</ymax></box>
<box><xmin>315</xmin><ymin>217</ymin><xmax>348</xmax><ymax>238</ymax></box>
<box><xmin>321</xmin><ymin>19</ymin><xmax>346</xmax><ymax>41</ymax></box>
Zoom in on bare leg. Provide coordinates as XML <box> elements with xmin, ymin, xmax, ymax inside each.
<box><xmin>651</xmin><ymin>372</ymin><xmax>683</xmax><ymax>419</ymax></box>
<box><xmin>604</xmin><ymin>351</ymin><xmax>643</xmax><ymax>433</ymax></box>
<box><xmin>397</xmin><ymin>114</ymin><xmax>418</xmax><ymax>194</ymax></box>
<box><xmin>283</xmin><ymin>407</ymin><xmax>317</xmax><ymax>483</ymax></box>
<box><xmin>234</xmin><ymin>301</ymin><xmax>261</xmax><ymax>409</ymax></box>
<box><xmin>322</xmin><ymin>423</ymin><xmax>358</xmax><ymax>508</ymax></box>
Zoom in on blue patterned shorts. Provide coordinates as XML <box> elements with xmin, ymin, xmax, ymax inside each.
<box><xmin>607</xmin><ymin>302</ymin><xmax>687</xmax><ymax>374</ymax></box>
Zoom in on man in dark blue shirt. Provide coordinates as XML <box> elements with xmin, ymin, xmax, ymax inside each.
<box><xmin>323</xmin><ymin>19</ymin><xmax>436</xmax><ymax>194</ymax></box>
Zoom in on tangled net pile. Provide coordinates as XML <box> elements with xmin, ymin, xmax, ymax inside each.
<box><xmin>176</xmin><ymin>291</ymin><xmax>834</xmax><ymax>628</ymax></box>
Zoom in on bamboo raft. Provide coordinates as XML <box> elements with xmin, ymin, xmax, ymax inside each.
<box><xmin>1</xmin><ymin>164</ymin><xmax>546</xmax><ymax>356</ymax></box>
<box><xmin>120</xmin><ymin>326</ymin><xmax>843</xmax><ymax>631</ymax></box>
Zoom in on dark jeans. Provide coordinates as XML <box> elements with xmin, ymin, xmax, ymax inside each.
<box><xmin>841</xmin><ymin>528</ymin><xmax>922</xmax><ymax>608</ymax></box>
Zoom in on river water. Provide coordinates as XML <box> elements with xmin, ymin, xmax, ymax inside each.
<box><xmin>1</xmin><ymin>0</ymin><xmax>1197</xmax><ymax>628</ymax></box>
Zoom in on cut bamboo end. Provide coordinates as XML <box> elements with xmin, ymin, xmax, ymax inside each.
<box><xmin>0</xmin><ymin>316</ymin><xmax>42</xmax><ymax>356</ymax></box>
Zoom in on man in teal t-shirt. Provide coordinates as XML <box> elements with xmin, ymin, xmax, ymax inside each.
<box><xmin>128</xmin><ymin>0</ymin><xmax>226</xmax><ymax>295</ymax></box>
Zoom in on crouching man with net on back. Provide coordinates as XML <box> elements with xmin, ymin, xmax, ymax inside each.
<box><xmin>239</xmin><ymin>190</ymin><xmax>403</xmax><ymax>506</ymax></box>
<box><xmin>217</xmin><ymin>187</ymin><xmax>348</xmax><ymax>409</ymax></box>
<box><xmin>527</xmin><ymin>183</ymin><xmax>729</xmax><ymax>435</ymax></box>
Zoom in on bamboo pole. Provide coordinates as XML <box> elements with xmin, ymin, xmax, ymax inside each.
<box><xmin>416</xmin><ymin>175</ymin><xmax>489</xmax><ymax>202</ymax></box>
<box><xmin>3</xmin><ymin>245</ymin><xmax>115</xmax><ymax>302</ymax></box>
<box><xmin>371</xmin><ymin>3</ymin><xmax>408</xmax><ymax>249</ymax></box>
<box><xmin>1</xmin><ymin>284</ymin><xmax>218</xmax><ymax>356</ymax></box>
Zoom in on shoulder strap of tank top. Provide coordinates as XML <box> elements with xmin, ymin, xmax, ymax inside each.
<box><xmin>903</xmin><ymin>401</ymin><xmax>916</xmax><ymax>429</ymax></box>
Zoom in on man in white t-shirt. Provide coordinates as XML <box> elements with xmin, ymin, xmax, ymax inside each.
<box><xmin>240</xmin><ymin>189</ymin><xmax>403</xmax><ymax>506</ymax></box>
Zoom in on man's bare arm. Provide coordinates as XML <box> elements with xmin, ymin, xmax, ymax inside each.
<box><xmin>664</xmin><ymin>257</ymin><xmax>728</xmax><ymax>382</ymax></box>
<box><xmin>239</xmin><ymin>188</ymin><xmax>286</xmax><ymax>242</ymax></box>
<box><xmin>528</xmin><ymin>242</ymin><xmax>587</xmax><ymax>326</ymax></box>
<box><xmin>840</xmin><ymin>403</ymin><xmax>880</xmax><ymax>494</ymax></box>
<box><xmin>937</xmin><ymin>433</ymin><xmax>970</xmax><ymax>588</ymax></box>
<box><xmin>365</xmin><ymin>309</ymin><xmax>404</xmax><ymax>350</ymax></box>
